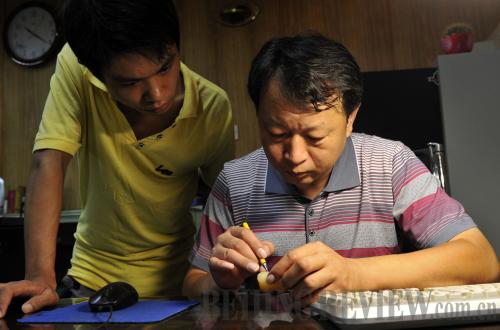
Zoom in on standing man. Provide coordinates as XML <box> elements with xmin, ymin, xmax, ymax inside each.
<box><xmin>183</xmin><ymin>33</ymin><xmax>499</xmax><ymax>304</ymax></box>
<box><xmin>0</xmin><ymin>0</ymin><xmax>234</xmax><ymax>316</ymax></box>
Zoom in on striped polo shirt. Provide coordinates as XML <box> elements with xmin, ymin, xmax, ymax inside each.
<box><xmin>190</xmin><ymin>133</ymin><xmax>476</xmax><ymax>271</ymax></box>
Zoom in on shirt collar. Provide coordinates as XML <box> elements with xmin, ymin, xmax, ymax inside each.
<box><xmin>265</xmin><ymin>136</ymin><xmax>360</xmax><ymax>195</ymax></box>
<box><xmin>84</xmin><ymin>68</ymin><xmax>108</xmax><ymax>92</ymax></box>
<box><xmin>83</xmin><ymin>61</ymin><xmax>200</xmax><ymax>119</ymax></box>
<box><xmin>176</xmin><ymin>62</ymin><xmax>200</xmax><ymax>119</ymax></box>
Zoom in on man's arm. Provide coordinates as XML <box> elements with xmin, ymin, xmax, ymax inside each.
<box><xmin>0</xmin><ymin>149</ymin><xmax>72</xmax><ymax>317</ymax></box>
<box><xmin>25</xmin><ymin>150</ymin><xmax>72</xmax><ymax>289</ymax></box>
<box><xmin>352</xmin><ymin>227</ymin><xmax>500</xmax><ymax>289</ymax></box>
<box><xmin>183</xmin><ymin>225</ymin><xmax>275</xmax><ymax>298</ymax></box>
<box><xmin>183</xmin><ymin>267</ymin><xmax>219</xmax><ymax>298</ymax></box>
<box><xmin>269</xmin><ymin>227</ymin><xmax>500</xmax><ymax>305</ymax></box>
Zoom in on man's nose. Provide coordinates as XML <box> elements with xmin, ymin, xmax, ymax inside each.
<box><xmin>144</xmin><ymin>78</ymin><xmax>164</xmax><ymax>103</ymax></box>
<box><xmin>284</xmin><ymin>135</ymin><xmax>308</xmax><ymax>165</ymax></box>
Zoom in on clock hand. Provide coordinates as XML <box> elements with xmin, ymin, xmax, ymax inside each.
<box><xmin>24</xmin><ymin>27</ymin><xmax>50</xmax><ymax>45</ymax></box>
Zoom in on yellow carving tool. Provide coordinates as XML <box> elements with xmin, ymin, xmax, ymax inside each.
<box><xmin>242</xmin><ymin>221</ymin><xmax>269</xmax><ymax>272</ymax></box>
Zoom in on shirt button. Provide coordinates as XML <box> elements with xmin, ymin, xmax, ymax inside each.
<box><xmin>308</xmin><ymin>209</ymin><xmax>314</xmax><ymax>216</ymax></box>
<box><xmin>138</xmin><ymin>143</ymin><xmax>145</xmax><ymax>148</ymax></box>
<box><xmin>309</xmin><ymin>231</ymin><xmax>315</xmax><ymax>236</ymax></box>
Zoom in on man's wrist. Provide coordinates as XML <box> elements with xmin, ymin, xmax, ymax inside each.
<box><xmin>346</xmin><ymin>258</ymin><xmax>370</xmax><ymax>291</ymax></box>
<box><xmin>25</xmin><ymin>271</ymin><xmax>57</xmax><ymax>289</ymax></box>
<box><xmin>207</xmin><ymin>274</ymin><xmax>226</xmax><ymax>294</ymax></box>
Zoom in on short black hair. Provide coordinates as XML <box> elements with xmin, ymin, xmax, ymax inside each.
<box><xmin>63</xmin><ymin>0</ymin><xmax>180</xmax><ymax>78</ymax></box>
<box><xmin>248</xmin><ymin>32</ymin><xmax>363</xmax><ymax>117</ymax></box>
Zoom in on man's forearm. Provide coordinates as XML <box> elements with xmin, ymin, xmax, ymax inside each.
<box><xmin>183</xmin><ymin>268</ymin><xmax>221</xmax><ymax>298</ymax></box>
<box><xmin>23</xmin><ymin>150</ymin><xmax>70</xmax><ymax>287</ymax></box>
<box><xmin>352</xmin><ymin>228</ymin><xmax>500</xmax><ymax>291</ymax></box>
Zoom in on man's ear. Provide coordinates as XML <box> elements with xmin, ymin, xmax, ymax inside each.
<box><xmin>346</xmin><ymin>105</ymin><xmax>360</xmax><ymax>137</ymax></box>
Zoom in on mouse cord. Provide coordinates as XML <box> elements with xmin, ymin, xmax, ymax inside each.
<box><xmin>95</xmin><ymin>306</ymin><xmax>113</xmax><ymax>330</ymax></box>
<box><xmin>106</xmin><ymin>306</ymin><xmax>113</xmax><ymax>323</ymax></box>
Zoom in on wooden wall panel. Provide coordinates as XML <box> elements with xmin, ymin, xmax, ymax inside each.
<box><xmin>0</xmin><ymin>0</ymin><xmax>5</xmax><ymax>177</ymax></box>
<box><xmin>388</xmin><ymin>0</ymin><xmax>500</xmax><ymax>69</ymax></box>
<box><xmin>177</xmin><ymin>0</ymin><xmax>500</xmax><ymax>157</ymax></box>
<box><xmin>0</xmin><ymin>0</ymin><xmax>79</xmax><ymax>210</ymax></box>
<box><xmin>1</xmin><ymin>0</ymin><xmax>500</xmax><ymax>210</ymax></box>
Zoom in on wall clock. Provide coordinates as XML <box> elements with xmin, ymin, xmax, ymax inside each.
<box><xmin>3</xmin><ymin>2</ymin><xmax>63</xmax><ymax>67</ymax></box>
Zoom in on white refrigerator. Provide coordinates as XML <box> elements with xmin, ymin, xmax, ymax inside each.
<box><xmin>438</xmin><ymin>48</ymin><xmax>500</xmax><ymax>255</ymax></box>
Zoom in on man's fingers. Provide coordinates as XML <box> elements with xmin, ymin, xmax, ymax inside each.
<box><xmin>298</xmin><ymin>289</ymin><xmax>322</xmax><ymax>307</ymax></box>
<box><xmin>281</xmin><ymin>254</ymin><xmax>325</xmax><ymax>290</ymax></box>
<box><xmin>212</xmin><ymin>246</ymin><xmax>259</xmax><ymax>273</ymax></box>
<box><xmin>0</xmin><ymin>281</ymin><xmax>27</xmax><ymax>316</ymax></box>
<box><xmin>269</xmin><ymin>244</ymin><xmax>319</xmax><ymax>284</ymax></box>
<box><xmin>8</xmin><ymin>280</ymin><xmax>48</xmax><ymax>297</ymax></box>
<box><xmin>212</xmin><ymin>226</ymin><xmax>277</xmax><ymax>276</ymax></box>
<box><xmin>0</xmin><ymin>281</ymin><xmax>53</xmax><ymax>317</ymax></box>
<box><xmin>22</xmin><ymin>287</ymin><xmax>58</xmax><ymax>314</ymax></box>
<box><xmin>0</xmin><ymin>289</ymin><xmax>12</xmax><ymax>318</ymax></box>
<box><xmin>289</xmin><ymin>258</ymin><xmax>333</xmax><ymax>298</ymax></box>
<box><xmin>231</xmin><ymin>226</ymin><xmax>271</xmax><ymax>259</ymax></box>
<box><xmin>262</xmin><ymin>241</ymin><xmax>275</xmax><ymax>257</ymax></box>
<box><xmin>218</xmin><ymin>229</ymin><xmax>258</xmax><ymax>261</ymax></box>
<box><xmin>209</xmin><ymin>256</ymin><xmax>235</xmax><ymax>271</ymax></box>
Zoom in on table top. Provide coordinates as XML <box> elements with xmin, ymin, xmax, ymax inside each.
<box><xmin>1</xmin><ymin>294</ymin><xmax>499</xmax><ymax>330</ymax></box>
<box><xmin>1</xmin><ymin>294</ymin><xmax>333</xmax><ymax>330</ymax></box>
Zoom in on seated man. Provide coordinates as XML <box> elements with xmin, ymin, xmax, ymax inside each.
<box><xmin>183</xmin><ymin>33</ymin><xmax>500</xmax><ymax>305</ymax></box>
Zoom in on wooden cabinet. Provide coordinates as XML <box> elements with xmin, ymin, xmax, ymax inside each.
<box><xmin>0</xmin><ymin>220</ymin><xmax>76</xmax><ymax>284</ymax></box>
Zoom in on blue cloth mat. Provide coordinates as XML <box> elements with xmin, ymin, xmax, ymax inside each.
<box><xmin>17</xmin><ymin>300</ymin><xmax>199</xmax><ymax>323</ymax></box>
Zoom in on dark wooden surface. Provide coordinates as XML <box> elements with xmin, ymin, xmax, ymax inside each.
<box><xmin>1</xmin><ymin>296</ymin><xmax>334</xmax><ymax>330</ymax></box>
<box><xmin>1</xmin><ymin>294</ymin><xmax>500</xmax><ymax>330</ymax></box>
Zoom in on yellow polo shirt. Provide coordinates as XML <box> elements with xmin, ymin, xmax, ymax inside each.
<box><xmin>34</xmin><ymin>44</ymin><xmax>234</xmax><ymax>296</ymax></box>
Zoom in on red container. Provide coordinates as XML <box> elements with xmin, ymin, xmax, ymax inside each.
<box><xmin>440</xmin><ymin>32</ymin><xmax>474</xmax><ymax>54</ymax></box>
<box><xmin>7</xmin><ymin>189</ymin><xmax>16</xmax><ymax>213</ymax></box>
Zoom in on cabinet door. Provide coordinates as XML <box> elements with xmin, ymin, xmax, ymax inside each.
<box><xmin>0</xmin><ymin>225</ymin><xmax>25</xmax><ymax>282</ymax></box>
<box><xmin>0</xmin><ymin>222</ymin><xmax>76</xmax><ymax>283</ymax></box>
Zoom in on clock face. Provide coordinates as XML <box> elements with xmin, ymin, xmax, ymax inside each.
<box><xmin>4</xmin><ymin>3</ymin><xmax>61</xmax><ymax>66</ymax></box>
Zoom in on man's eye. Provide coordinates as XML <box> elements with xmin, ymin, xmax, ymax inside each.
<box><xmin>270</xmin><ymin>133</ymin><xmax>287</xmax><ymax>139</ymax></box>
<box><xmin>159</xmin><ymin>63</ymin><xmax>171</xmax><ymax>73</ymax></box>
<box><xmin>120</xmin><ymin>81</ymin><xmax>137</xmax><ymax>87</ymax></box>
<box><xmin>308</xmin><ymin>136</ymin><xmax>324</xmax><ymax>144</ymax></box>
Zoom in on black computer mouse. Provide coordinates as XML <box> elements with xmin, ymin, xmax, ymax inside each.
<box><xmin>88</xmin><ymin>282</ymin><xmax>139</xmax><ymax>312</ymax></box>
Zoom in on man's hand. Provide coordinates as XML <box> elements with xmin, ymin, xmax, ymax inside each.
<box><xmin>0</xmin><ymin>279</ymin><xmax>59</xmax><ymax>318</ymax></box>
<box><xmin>209</xmin><ymin>226</ymin><xmax>275</xmax><ymax>290</ymax></box>
<box><xmin>268</xmin><ymin>241</ymin><xmax>357</xmax><ymax>306</ymax></box>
